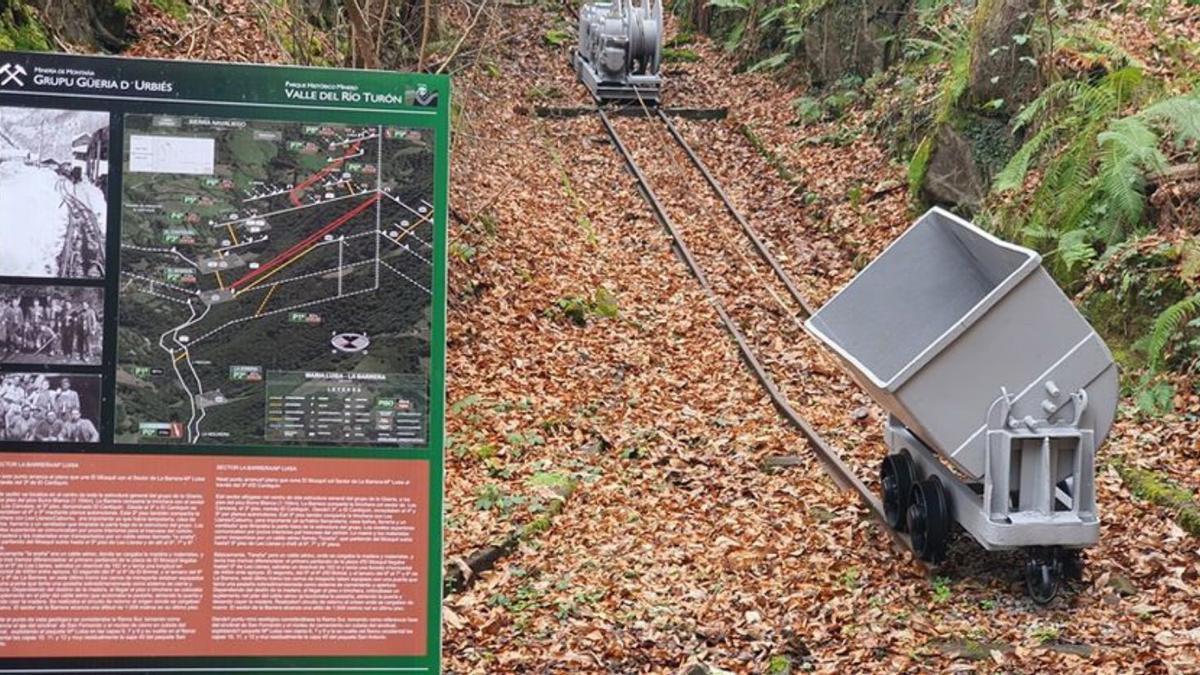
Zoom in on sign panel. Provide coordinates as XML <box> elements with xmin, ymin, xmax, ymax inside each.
<box><xmin>0</xmin><ymin>51</ymin><xmax>447</xmax><ymax>673</ymax></box>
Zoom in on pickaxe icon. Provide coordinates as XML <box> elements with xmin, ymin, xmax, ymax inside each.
<box><xmin>0</xmin><ymin>64</ymin><xmax>27</xmax><ymax>87</ymax></box>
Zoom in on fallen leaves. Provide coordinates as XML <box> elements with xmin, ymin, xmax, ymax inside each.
<box><xmin>124</xmin><ymin>0</ymin><xmax>293</xmax><ymax>64</ymax></box>
<box><xmin>442</xmin><ymin>3</ymin><xmax>1200</xmax><ymax>669</ymax></box>
<box><xmin>110</xmin><ymin>0</ymin><xmax>1200</xmax><ymax>671</ymax></box>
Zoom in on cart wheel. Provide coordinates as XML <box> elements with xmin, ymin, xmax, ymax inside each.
<box><xmin>880</xmin><ymin>453</ymin><xmax>917</xmax><ymax>531</ymax></box>
<box><xmin>1025</xmin><ymin>549</ymin><xmax>1064</xmax><ymax>605</ymax></box>
<box><xmin>1062</xmin><ymin>549</ymin><xmax>1085</xmax><ymax>581</ymax></box>
<box><xmin>907</xmin><ymin>477</ymin><xmax>949</xmax><ymax>563</ymax></box>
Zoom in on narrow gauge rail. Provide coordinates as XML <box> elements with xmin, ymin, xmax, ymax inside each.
<box><xmin>593</xmin><ymin>99</ymin><xmax>921</xmax><ymax>558</ymax></box>
<box><xmin>55</xmin><ymin>180</ymin><xmax>106</xmax><ymax>278</ymax></box>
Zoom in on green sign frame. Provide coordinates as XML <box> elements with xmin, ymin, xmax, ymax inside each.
<box><xmin>0</xmin><ymin>51</ymin><xmax>448</xmax><ymax>672</ymax></box>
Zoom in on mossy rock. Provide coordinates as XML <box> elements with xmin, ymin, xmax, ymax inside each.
<box><xmin>801</xmin><ymin>0</ymin><xmax>912</xmax><ymax>86</ymax></box>
<box><xmin>917</xmin><ymin>110</ymin><xmax>1017</xmax><ymax>212</ymax></box>
<box><xmin>959</xmin><ymin>113</ymin><xmax>1017</xmax><ymax>179</ymax></box>
<box><xmin>4</xmin><ymin>1</ymin><xmax>131</xmax><ymax>52</ymax></box>
<box><xmin>0</xmin><ymin>2</ymin><xmax>51</xmax><ymax>51</ymax></box>
<box><xmin>965</xmin><ymin>0</ymin><xmax>1042</xmax><ymax>110</ymax></box>
<box><xmin>921</xmin><ymin>125</ymin><xmax>987</xmax><ymax>212</ymax></box>
<box><xmin>1112</xmin><ymin>458</ymin><xmax>1200</xmax><ymax>537</ymax></box>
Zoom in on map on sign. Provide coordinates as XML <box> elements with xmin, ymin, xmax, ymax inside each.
<box><xmin>116</xmin><ymin>114</ymin><xmax>434</xmax><ymax>446</ymax></box>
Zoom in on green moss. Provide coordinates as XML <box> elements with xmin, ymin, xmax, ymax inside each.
<box><xmin>767</xmin><ymin>655</ymin><xmax>793</xmax><ymax>674</ymax></box>
<box><xmin>543</xmin><ymin>28</ymin><xmax>570</xmax><ymax>47</ymax></box>
<box><xmin>662</xmin><ymin>47</ymin><xmax>700</xmax><ymax>63</ymax></box>
<box><xmin>279</xmin><ymin>30</ymin><xmax>333</xmax><ymax>66</ymax></box>
<box><xmin>518</xmin><ymin>480</ymin><xmax>573</xmax><ymax>540</ymax></box>
<box><xmin>527</xmin><ymin>84</ymin><xmax>564</xmax><ymax>101</ymax></box>
<box><xmin>151</xmin><ymin>0</ymin><xmax>190</xmax><ymax>20</ymax></box>
<box><xmin>738</xmin><ymin>122</ymin><xmax>800</xmax><ymax>186</ymax></box>
<box><xmin>665</xmin><ymin>31</ymin><xmax>695</xmax><ymax>48</ymax></box>
<box><xmin>526</xmin><ymin>471</ymin><xmax>576</xmax><ymax>498</ymax></box>
<box><xmin>0</xmin><ymin>2</ymin><xmax>51</xmax><ymax>51</ymax></box>
<box><xmin>520</xmin><ymin>516</ymin><xmax>553</xmax><ymax>538</ymax></box>
<box><xmin>908</xmin><ymin>135</ymin><xmax>933</xmax><ymax>197</ymax></box>
<box><xmin>1112</xmin><ymin>458</ymin><xmax>1200</xmax><ymax>536</ymax></box>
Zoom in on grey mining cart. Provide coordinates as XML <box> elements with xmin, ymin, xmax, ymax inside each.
<box><xmin>574</xmin><ymin>0</ymin><xmax>663</xmax><ymax>103</ymax></box>
<box><xmin>806</xmin><ymin>208</ymin><xmax>1118</xmax><ymax>603</ymax></box>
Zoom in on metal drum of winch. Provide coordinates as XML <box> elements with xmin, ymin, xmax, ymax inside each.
<box><xmin>574</xmin><ymin>0</ymin><xmax>663</xmax><ymax>103</ymax></box>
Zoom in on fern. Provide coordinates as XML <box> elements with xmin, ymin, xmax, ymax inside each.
<box><xmin>1056</xmin><ymin>228</ymin><xmax>1098</xmax><ymax>271</ymax></box>
<box><xmin>747</xmin><ymin>52</ymin><xmax>790</xmax><ymax>72</ymax></box>
<box><xmin>936</xmin><ymin>40</ymin><xmax>972</xmax><ymax>123</ymax></box>
<box><xmin>1099</xmin><ymin>66</ymin><xmax>1145</xmax><ymax>107</ymax></box>
<box><xmin>1011</xmin><ymin>79</ymin><xmax>1084</xmax><ymax>132</ymax></box>
<box><xmin>707</xmin><ymin>0</ymin><xmax>749</xmax><ymax>10</ymax></box>
<box><xmin>1180</xmin><ymin>238</ymin><xmax>1200</xmax><ymax>285</ymax></box>
<box><xmin>1146</xmin><ymin>294</ymin><xmax>1200</xmax><ymax>370</ymax></box>
<box><xmin>904</xmin><ymin>37</ymin><xmax>957</xmax><ymax>56</ymax></box>
<box><xmin>1095</xmin><ymin>116</ymin><xmax>1165</xmax><ymax>240</ymax></box>
<box><xmin>707</xmin><ymin>0</ymin><xmax>750</xmax><ymax>54</ymax></box>
<box><xmin>989</xmin><ymin>65</ymin><xmax>1182</xmax><ymax>278</ymax></box>
<box><xmin>722</xmin><ymin>19</ymin><xmax>746</xmax><ymax>52</ymax></box>
<box><xmin>1057</xmin><ymin>27</ymin><xmax>1144</xmax><ymax>73</ymax></box>
<box><xmin>993</xmin><ymin>120</ymin><xmax>1060</xmax><ymax>192</ymax></box>
<box><xmin>742</xmin><ymin>0</ymin><xmax>829</xmax><ymax>66</ymax></box>
<box><xmin>758</xmin><ymin>3</ymin><xmax>786</xmax><ymax>24</ymax></box>
<box><xmin>1142</xmin><ymin>95</ymin><xmax>1200</xmax><ymax>145</ymax></box>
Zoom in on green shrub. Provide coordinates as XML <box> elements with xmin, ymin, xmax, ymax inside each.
<box><xmin>551</xmin><ymin>287</ymin><xmax>618</xmax><ymax>326</ymax></box>
<box><xmin>792</xmin><ymin>96</ymin><xmax>823</xmax><ymax>125</ymax></box>
<box><xmin>543</xmin><ymin>28</ymin><xmax>570</xmax><ymax>46</ymax></box>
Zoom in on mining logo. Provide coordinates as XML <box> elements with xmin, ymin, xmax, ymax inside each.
<box><xmin>0</xmin><ymin>63</ymin><xmax>27</xmax><ymax>87</ymax></box>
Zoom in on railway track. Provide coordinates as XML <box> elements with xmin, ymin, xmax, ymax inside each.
<box><xmin>594</xmin><ymin>100</ymin><xmax>920</xmax><ymax>556</ymax></box>
<box><xmin>55</xmin><ymin>178</ymin><xmax>106</xmax><ymax>278</ymax></box>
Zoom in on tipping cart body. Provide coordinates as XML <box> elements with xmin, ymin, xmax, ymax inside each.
<box><xmin>806</xmin><ymin>208</ymin><xmax>1117</xmax><ymax>562</ymax></box>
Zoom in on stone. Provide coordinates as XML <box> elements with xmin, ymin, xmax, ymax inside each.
<box><xmin>1045</xmin><ymin>642</ymin><xmax>1096</xmax><ymax>658</ymax></box>
<box><xmin>27</xmin><ymin>0</ymin><xmax>129</xmax><ymax>51</ymax></box>
<box><xmin>929</xmin><ymin>638</ymin><xmax>1014</xmax><ymax>661</ymax></box>
<box><xmin>1106</xmin><ymin>574</ymin><xmax>1138</xmax><ymax>597</ymax></box>
<box><xmin>801</xmin><ymin>0</ymin><xmax>913</xmax><ymax>86</ymax></box>
<box><xmin>922</xmin><ymin>126</ymin><xmax>987</xmax><ymax>212</ymax></box>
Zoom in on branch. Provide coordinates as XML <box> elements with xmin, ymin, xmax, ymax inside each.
<box><xmin>435</xmin><ymin>0</ymin><xmax>491</xmax><ymax>74</ymax></box>
<box><xmin>417</xmin><ymin>0</ymin><xmax>434</xmax><ymax>71</ymax></box>
<box><xmin>1148</xmin><ymin>164</ymin><xmax>1200</xmax><ymax>187</ymax></box>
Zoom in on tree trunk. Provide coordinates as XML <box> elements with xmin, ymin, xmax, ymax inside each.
<box><xmin>690</xmin><ymin>0</ymin><xmax>712</xmax><ymax>34</ymax></box>
<box><xmin>344</xmin><ymin>0</ymin><xmax>380</xmax><ymax>69</ymax></box>
<box><xmin>289</xmin><ymin>0</ymin><xmax>437</xmax><ymax>70</ymax></box>
<box><xmin>416</xmin><ymin>0</ymin><xmax>432</xmax><ymax>70</ymax></box>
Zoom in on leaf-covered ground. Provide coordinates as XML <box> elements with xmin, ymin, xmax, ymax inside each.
<box><xmin>444</xmin><ymin>5</ymin><xmax>1200</xmax><ymax>674</ymax></box>
<box><xmin>119</xmin><ymin>2</ymin><xmax>1200</xmax><ymax>672</ymax></box>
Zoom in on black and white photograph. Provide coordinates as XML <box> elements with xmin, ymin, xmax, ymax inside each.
<box><xmin>0</xmin><ymin>372</ymin><xmax>101</xmax><ymax>443</ymax></box>
<box><xmin>0</xmin><ymin>284</ymin><xmax>104</xmax><ymax>365</ymax></box>
<box><xmin>0</xmin><ymin>106</ymin><xmax>109</xmax><ymax>279</ymax></box>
